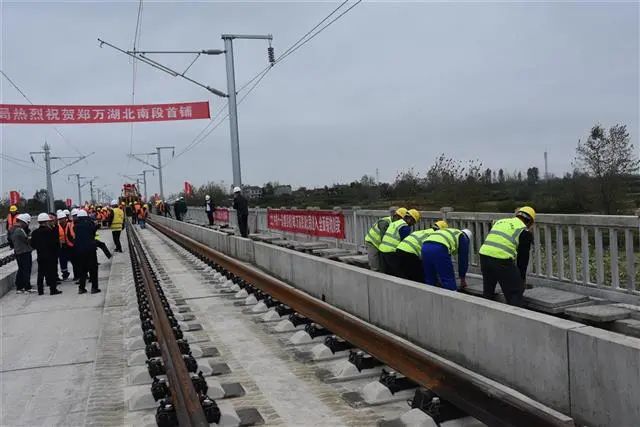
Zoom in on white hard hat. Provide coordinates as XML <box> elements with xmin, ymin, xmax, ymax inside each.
<box><xmin>461</xmin><ymin>229</ymin><xmax>473</xmax><ymax>241</ymax></box>
<box><xmin>56</xmin><ymin>209</ymin><xmax>62</xmax><ymax>214</ymax></box>
<box><xmin>57</xmin><ymin>211</ymin><xmax>67</xmax><ymax>220</ymax></box>
<box><xmin>71</xmin><ymin>208</ymin><xmax>79</xmax><ymax>216</ymax></box>
<box><xmin>205</xmin><ymin>195</ymin><xmax>210</xmax><ymax>200</ymax></box>
<box><xmin>63</xmin><ymin>209</ymin><xmax>70</xmax><ymax>216</ymax></box>
<box><xmin>233</xmin><ymin>186</ymin><xmax>241</xmax><ymax>193</ymax></box>
<box><xmin>111</xmin><ymin>199</ymin><xmax>118</xmax><ymax>206</ymax></box>
<box><xmin>16</xmin><ymin>213</ymin><xmax>31</xmax><ymax>224</ymax></box>
<box><xmin>37</xmin><ymin>213</ymin><xmax>50</xmax><ymax>222</ymax></box>
<box><xmin>76</xmin><ymin>209</ymin><xmax>88</xmax><ymax>217</ymax></box>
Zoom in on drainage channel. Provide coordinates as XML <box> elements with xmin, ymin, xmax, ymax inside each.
<box><xmin>125</xmin><ymin>223</ymin><xmax>264</xmax><ymax>427</ymax></box>
<box><xmin>146</xmin><ymin>220</ymin><xmax>573</xmax><ymax>427</ymax></box>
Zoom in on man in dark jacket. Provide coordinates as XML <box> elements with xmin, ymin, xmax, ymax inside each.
<box><xmin>204</xmin><ymin>195</ymin><xmax>215</xmax><ymax>226</ymax></box>
<box><xmin>232</xmin><ymin>187</ymin><xmax>249</xmax><ymax>237</ymax></box>
<box><xmin>9</xmin><ymin>213</ymin><xmax>34</xmax><ymax>294</ymax></box>
<box><xmin>31</xmin><ymin>213</ymin><xmax>62</xmax><ymax>295</ymax></box>
<box><xmin>74</xmin><ymin>210</ymin><xmax>100</xmax><ymax>294</ymax></box>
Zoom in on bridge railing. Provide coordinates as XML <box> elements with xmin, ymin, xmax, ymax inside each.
<box><xmin>185</xmin><ymin>206</ymin><xmax>639</xmax><ymax>295</ymax></box>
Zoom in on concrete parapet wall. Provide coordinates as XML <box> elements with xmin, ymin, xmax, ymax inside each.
<box><xmin>150</xmin><ymin>215</ymin><xmax>640</xmax><ymax>424</ymax></box>
<box><xmin>568</xmin><ymin>327</ymin><xmax>640</xmax><ymax>427</ymax></box>
<box><xmin>0</xmin><ymin>271</ymin><xmax>17</xmax><ymax>298</ymax></box>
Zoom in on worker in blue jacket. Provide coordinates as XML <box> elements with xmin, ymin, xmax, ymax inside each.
<box><xmin>421</xmin><ymin>228</ymin><xmax>472</xmax><ymax>291</ymax></box>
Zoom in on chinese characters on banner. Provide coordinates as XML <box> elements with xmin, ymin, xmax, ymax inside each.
<box><xmin>0</xmin><ymin>101</ymin><xmax>210</xmax><ymax>124</ymax></box>
<box><xmin>214</xmin><ymin>208</ymin><xmax>229</xmax><ymax>223</ymax></box>
<box><xmin>267</xmin><ymin>209</ymin><xmax>345</xmax><ymax>239</ymax></box>
<box><xmin>9</xmin><ymin>191</ymin><xmax>20</xmax><ymax>205</ymax></box>
<box><xmin>66</xmin><ymin>199</ymin><xmax>73</xmax><ymax>208</ymax></box>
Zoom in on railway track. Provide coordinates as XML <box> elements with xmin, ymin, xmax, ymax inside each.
<box><xmin>126</xmin><ymin>223</ymin><xmax>217</xmax><ymax>427</ymax></box>
<box><xmin>144</xmin><ymin>219</ymin><xmax>572</xmax><ymax>427</ymax></box>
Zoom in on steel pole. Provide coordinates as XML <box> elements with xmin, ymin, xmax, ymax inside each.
<box><xmin>143</xmin><ymin>172</ymin><xmax>148</xmax><ymax>201</ymax></box>
<box><xmin>157</xmin><ymin>147</ymin><xmax>164</xmax><ymax>200</ymax></box>
<box><xmin>223</xmin><ymin>37</ymin><xmax>242</xmax><ymax>188</ymax></box>
<box><xmin>76</xmin><ymin>176</ymin><xmax>82</xmax><ymax>206</ymax></box>
<box><xmin>44</xmin><ymin>143</ymin><xmax>55</xmax><ymax>212</ymax></box>
<box><xmin>89</xmin><ymin>180</ymin><xmax>95</xmax><ymax>204</ymax></box>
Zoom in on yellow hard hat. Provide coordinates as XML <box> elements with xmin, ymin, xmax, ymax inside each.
<box><xmin>394</xmin><ymin>207</ymin><xmax>408</xmax><ymax>218</ymax></box>
<box><xmin>9</xmin><ymin>205</ymin><xmax>18</xmax><ymax>212</ymax></box>
<box><xmin>434</xmin><ymin>220</ymin><xmax>448</xmax><ymax>229</ymax></box>
<box><xmin>517</xmin><ymin>206</ymin><xmax>536</xmax><ymax>222</ymax></box>
<box><xmin>407</xmin><ymin>209</ymin><xmax>421</xmax><ymax>222</ymax></box>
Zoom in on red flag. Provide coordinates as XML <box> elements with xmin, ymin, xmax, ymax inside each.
<box><xmin>184</xmin><ymin>181</ymin><xmax>193</xmax><ymax>196</ymax></box>
<box><xmin>9</xmin><ymin>191</ymin><xmax>20</xmax><ymax>205</ymax></box>
<box><xmin>0</xmin><ymin>101</ymin><xmax>210</xmax><ymax>124</ymax></box>
<box><xmin>66</xmin><ymin>198</ymin><xmax>72</xmax><ymax>208</ymax></box>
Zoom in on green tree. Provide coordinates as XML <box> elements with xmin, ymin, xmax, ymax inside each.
<box><xmin>575</xmin><ymin>124</ymin><xmax>639</xmax><ymax>213</ymax></box>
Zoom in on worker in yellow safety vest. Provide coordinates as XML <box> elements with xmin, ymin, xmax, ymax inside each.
<box><xmin>479</xmin><ymin>206</ymin><xmax>535</xmax><ymax>307</ymax></box>
<box><xmin>422</xmin><ymin>228</ymin><xmax>473</xmax><ymax>291</ymax></box>
<box><xmin>395</xmin><ymin>220</ymin><xmax>448</xmax><ymax>282</ymax></box>
<box><xmin>364</xmin><ymin>207</ymin><xmax>407</xmax><ymax>272</ymax></box>
<box><xmin>109</xmin><ymin>200</ymin><xmax>124</xmax><ymax>253</ymax></box>
<box><xmin>378</xmin><ymin>209</ymin><xmax>421</xmax><ymax>275</ymax></box>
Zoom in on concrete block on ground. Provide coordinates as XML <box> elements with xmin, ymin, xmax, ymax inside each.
<box><xmin>612</xmin><ymin>319</ymin><xmax>640</xmax><ymax>338</ymax></box>
<box><xmin>568</xmin><ymin>326</ymin><xmax>640</xmax><ymax>426</ymax></box>
<box><xmin>0</xmin><ymin>271</ymin><xmax>16</xmax><ymax>298</ymax></box>
<box><xmin>565</xmin><ymin>304</ymin><xmax>631</xmax><ymax>322</ymax></box>
<box><xmin>612</xmin><ymin>303</ymin><xmax>640</xmax><ymax>320</ymax></box>
<box><xmin>524</xmin><ymin>287</ymin><xmax>589</xmax><ymax>309</ymax></box>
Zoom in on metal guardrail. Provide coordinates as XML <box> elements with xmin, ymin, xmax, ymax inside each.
<box><xmin>185</xmin><ymin>206</ymin><xmax>640</xmax><ymax>295</ymax></box>
<box><xmin>150</xmin><ymin>218</ymin><xmax>571</xmax><ymax>427</ymax></box>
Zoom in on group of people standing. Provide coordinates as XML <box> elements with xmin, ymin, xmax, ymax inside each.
<box><xmin>365</xmin><ymin>206</ymin><xmax>535</xmax><ymax>306</ymax></box>
<box><xmin>4</xmin><ymin>198</ymin><xmax>149</xmax><ymax>296</ymax></box>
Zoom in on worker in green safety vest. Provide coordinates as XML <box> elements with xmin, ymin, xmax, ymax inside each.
<box><xmin>378</xmin><ymin>209</ymin><xmax>421</xmax><ymax>275</ymax></box>
<box><xmin>479</xmin><ymin>206</ymin><xmax>535</xmax><ymax>307</ymax></box>
<box><xmin>395</xmin><ymin>220</ymin><xmax>448</xmax><ymax>282</ymax></box>
<box><xmin>422</xmin><ymin>228</ymin><xmax>473</xmax><ymax>291</ymax></box>
<box><xmin>364</xmin><ymin>207</ymin><xmax>407</xmax><ymax>272</ymax></box>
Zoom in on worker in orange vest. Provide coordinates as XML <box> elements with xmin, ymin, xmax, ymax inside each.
<box><xmin>137</xmin><ymin>204</ymin><xmax>148</xmax><ymax>229</ymax></box>
<box><xmin>56</xmin><ymin>211</ymin><xmax>72</xmax><ymax>280</ymax></box>
<box><xmin>6</xmin><ymin>205</ymin><xmax>19</xmax><ymax>230</ymax></box>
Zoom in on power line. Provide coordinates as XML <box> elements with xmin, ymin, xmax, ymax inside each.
<box><xmin>0</xmin><ymin>153</ymin><xmax>43</xmax><ymax>171</ymax></box>
<box><xmin>0</xmin><ymin>70</ymin><xmax>86</xmax><ymax>157</ymax></box>
<box><xmin>235</xmin><ymin>0</ymin><xmax>351</xmax><ymax>95</ymax></box>
<box><xmin>128</xmin><ymin>0</ymin><xmax>144</xmax><ymax>167</ymax></box>
<box><xmin>170</xmin><ymin>0</ymin><xmax>362</xmax><ymax>161</ymax></box>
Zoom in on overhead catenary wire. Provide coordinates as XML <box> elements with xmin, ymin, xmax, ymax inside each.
<box><xmin>128</xmin><ymin>0</ymin><xmax>144</xmax><ymax>173</ymax></box>
<box><xmin>170</xmin><ymin>0</ymin><xmax>362</xmax><ymax>161</ymax></box>
<box><xmin>0</xmin><ymin>70</ymin><xmax>86</xmax><ymax>157</ymax></box>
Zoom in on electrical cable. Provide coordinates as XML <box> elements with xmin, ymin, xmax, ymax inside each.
<box><xmin>170</xmin><ymin>1</ymin><xmax>362</xmax><ymax>160</ymax></box>
<box><xmin>0</xmin><ymin>70</ymin><xmax>86</xmax><ymax>157</ymax></box>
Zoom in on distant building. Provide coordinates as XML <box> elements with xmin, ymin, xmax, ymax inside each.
<box><xmin>244</xmin><ymin>186</ymin><xmax>263</xmax><ymax>200</ymax></box>
<box><xmin>274</xmin><ymin>185</ymin><xmax>292</xmax><ymax>196</ymax></box>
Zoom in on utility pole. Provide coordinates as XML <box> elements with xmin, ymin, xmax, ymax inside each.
<box><xmin>142</xmin><ymin>170</ymin><xmax>154</xmax><ymax>201</ymax></box>
<box><xmin>30</xmin><ymin>143</ymin><xmax>93</xmax><ymax>212</ymax></box>
<box><xmin>67</xmin><ymin>173</ymin><xmax>87</xmax><ymax>206</ymax></box>
<box><xmin>99</xmin><ymin>35</ymin><xmax>274</xmax><ymax>190</ymax></box>
<box><xmin>88</xmin><ymin>179</ymin><xmax>95</xmax><ymax>204</ymax></box>
<box><xmin>222</xmin><ymin>34</ymin><xmax>273</xmax><ymax>188</ymax></box>
<box><xmin>129</xmin><ymin>146</ymin><xmax>174</xmax><ymax>200</ymax></box>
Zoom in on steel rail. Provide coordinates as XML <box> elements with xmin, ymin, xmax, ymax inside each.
<box><xmin>149</xmin><ymin>220</ymin><xmax>572</xmax><ymax>427</ymax></box>
<box><xmin>127</xmin><ymin>224</ymin><xmax>209</xmax><ymax>427</ymax></box>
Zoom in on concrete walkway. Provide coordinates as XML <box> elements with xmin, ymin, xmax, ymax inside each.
<box><xmin>0</xmin><ymin>238</ymin><xmax>115</xmax><ymax>426</ymax></box>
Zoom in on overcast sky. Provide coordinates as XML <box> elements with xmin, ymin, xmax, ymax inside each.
<box><xmin>1</xmin><ymin>0</ymin><xmax>638</xmax><ymax>203</ymax></box>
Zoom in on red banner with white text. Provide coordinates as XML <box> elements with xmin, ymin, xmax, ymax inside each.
<box><xmin>9</xmin><ymin>191</ymin><xmax>20</xmax><ymax>205</ymax></box>
<box><xmin>214</xmin><ymin>208</ymin><xmax>229</xmax><ymax>223</ymax></box>
<box><xmin>267</xmin><ymin>209</ymin><xmax>345</xmax><ymax>239</ymax></box>
<box><xmin>0</xmin><ymin>101</ymin><xmax>210</xmax><ymax>124</ymax></box>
